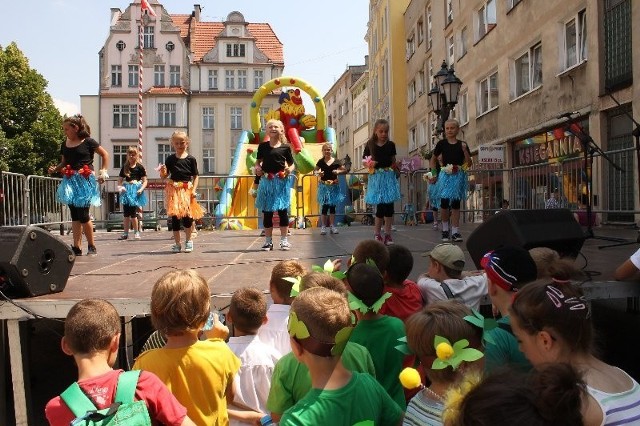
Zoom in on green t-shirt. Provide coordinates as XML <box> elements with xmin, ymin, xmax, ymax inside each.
<box><xmin>267</xmin><ymin>341</ymin><xmax>376</xmax><ymax>415</ymax></box>
<box><xmin>484</xmin><ymin>316</ymin><xmax>532</xmax><ymax>373</ymax></box>
<box><xmin>349</xmin><ymin>315</ymin><xmax>407</xmax><ymax>409</ymax></box>
<box><xmin>279</xmin><ymin>372</ymin><xmax>403</xmax><ymax>426</ymax></box>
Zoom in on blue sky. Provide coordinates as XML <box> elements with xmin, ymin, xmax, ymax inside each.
<box><xmin>0</xmin><ymin>0</ymin><xmax>369</xmax><ymax>116</ymax></box>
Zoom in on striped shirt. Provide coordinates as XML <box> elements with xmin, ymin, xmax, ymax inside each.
<box><xmin>587</xmin><ymin>369</ymin><xmax>640</xmax><ymax>425</ymax></box>
<box><xmin>403</xmin><ymin>390</ymin><xmax>444</xmax><ymax>426</ymax></box>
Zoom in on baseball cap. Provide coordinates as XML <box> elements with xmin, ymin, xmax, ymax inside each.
<box><xmin>480</xmin><ymin>245</ymin><xmax>537</xmax><ymax>292</ymax></box>
<box><xmin>424</xmin><ymin>243</ymin><xmax>465</xmax><ymax>271</ymax></box>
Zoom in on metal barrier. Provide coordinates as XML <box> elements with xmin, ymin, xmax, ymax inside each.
<box><xmin>0</xmin><ymin>172</ymin><xmax>28</xmax><ymax>227</ymax></box>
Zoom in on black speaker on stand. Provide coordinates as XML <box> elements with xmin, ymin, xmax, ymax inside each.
<box><xmin>467</xmin><ymin>209</ymin><xmax>585</xmax><ymax>269</ymax></box>
<box><xmin>0</xmin><ymin>226</ymin><xmax>75</xmax><ymax>298</ymax></box>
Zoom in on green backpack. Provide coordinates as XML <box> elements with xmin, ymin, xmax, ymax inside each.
<box><xmin>60</xmin><ymin>370</ymin><xmax>152</xmax><ymax>426</ymax></box>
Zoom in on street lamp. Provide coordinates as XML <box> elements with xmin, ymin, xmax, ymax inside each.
<box><xmin>428</xmin><ymin>60</ymin><xmax>463</xmax><ymax>135</ymax></box>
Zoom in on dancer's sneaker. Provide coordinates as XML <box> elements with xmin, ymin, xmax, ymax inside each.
<box><xmin>330</xmin><ymin>226</ymin><xmax>339</xmax><ymax>234</ymax></box>
<box><xmin>134</xmin><ymin>232</ymin><xmax>141</xmax><ymax>240</ymax></box>
<box><xmin>184</xmin><ymin>240</ymin><xmax>194</xmax><ymax>253</ymax></box>
<box><xmin>320</xmin><ymin>226</ymin><xmax>327</xmax><ymax>235</ymax></box>
<box><xmin>280</xmin><ymin>240</ymin><xmax>291</xmax><ymax>251</ymax></box>
<box><xmin>441</xmin><ymin>231</ymin><xmax>450</xmax><ymax>242</ymax></box>
<box><xmin>71</xmin><ymin>245</ymin><xmax>82</xmax><ymax>256</ymax></box>
<box><xmin>375</xmin><ymin>234</ymin><xmax>384</xmax><ymax>242</ymax></box>
<box><xmin>87</xmin><ymin>245</ymin><xmax>97</xmax><ymax>256</ymax></box>
<box><xmin>452</xmin><ymin>233</ymin><xmax>463</xmax><ymax>242</ymax></box>
<box><xmin>171</xmin><ymin>243</ymin><xmax>182</xmax><ymax>253</ymax></box>
<box><xmin>432</xmin><ymin>221</ymin><xmax>439</xmax><ymax>230</ymax></box>
<box><xmin>384</xmin><ymin>234</ymin><xmax>394</xmax><ymax>246</ymax></box>
<box><xmin>118</xmin><ymin>233</ymin><xmax>128</xmax><ymax>240</ymax></box>
<box><xmin>261</xmin><ymin>241</ymin><xmax>273</xmax><ymax>251</ymax></box>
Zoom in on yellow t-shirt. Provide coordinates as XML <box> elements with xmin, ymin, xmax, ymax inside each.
<box><xmin>133</xmin><ymin>338</ymin><xmax>241</xmax><ymax>426</ymax></box>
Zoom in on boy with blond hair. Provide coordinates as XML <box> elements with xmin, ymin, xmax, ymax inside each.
<box><xmin>133</xmin><ymin>269</ymin><xmax>240</xmax><ymax>425</ymax></box>
<box><xmin>45</xmin><ymin>299</ymin><xmax>195</xmax><ymax>426</ymax></box>
<box><xmin>279</xmin><ymin>287</ymin><xmax>403</xmax><ymax>425</ymax></box>
<box><xmin>257</xmin><ymin>259</ymin><xmax>306</xmax><ymax>356</ymax></box>
<box><xmin>226</xmin><ymin>287</ymin><xmax>281</xmax><ymax>426</ymax></box>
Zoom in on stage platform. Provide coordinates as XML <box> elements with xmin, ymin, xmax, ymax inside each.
<box><xmin>1</xmin><ymin>221</ymin><xmax>640</xmax><ymax>425</ymax></box>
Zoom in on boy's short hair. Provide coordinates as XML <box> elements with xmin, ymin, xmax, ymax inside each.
<box><xmin>290</xmin><ymin>287</ymin><xmax>351</xmax><ymax>344</ymax></box>
<box><xmin>300</xmin><ymin>272</ymin><xmax>348</xmax><ymax>297</ymax></box>
<box><xmin>528</xmin><ymin>247</ymin><xmax>560</xmax><ymax>279</ymax></box>
<box><xmin>229</xmin><ymin>287</ymin><xmax>267</xmax><ymax>333</ymax></box>
<box><xmin>65</xmin><ymin>299</ymin><xmax>121</xmax><ymax>354</ymax></box>
<box><xmin>270</xmin><ymin>260</ymin><xmax>306</xmax><ymax>302</ymax></box>
<box><xmin>346</xmin><ymin>263</ymin><xmax>384</xmax><ymax>307</ymax></box>
<box><xmin>387</xmin><ymin>245</ymin><xmax>414</xmax><ymax>283</ymax></box>
<box><xmin>352</xmin><ymin>239</ymin><xmax>390</xmax><ymax>274</ymax></box>
<box><xmin>151</xmin><ymin>269</ymin><xmax>210</xmax><ymax>336</ymax></box>
<box><xmin>405</xmin><ymin>300</ymin><xmax>481</xmax><ymax>382</ymax></box>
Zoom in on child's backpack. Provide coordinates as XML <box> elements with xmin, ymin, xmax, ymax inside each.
<box><xmin>60</xmin><ymin>370</ymin><xmax>151</xmax><ymax>426</ymax></box>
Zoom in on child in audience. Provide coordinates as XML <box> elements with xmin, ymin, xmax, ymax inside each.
<box><xmin>510</xmin><ymin>281</ymin><xmax>640</xmax><ymax>425</ymax></box>
<box><xmin>133</xmin><ymin>269</ymin><xmax>240</xmax><ymax>425</ymax></box>
<box><xmin>347</xmin><ymin>262</ymin><xmax>407</xmax><ymax>409</ymax></box>
<box><xmin>481</xmin><ymin>246</ymin><xmax>537</xmax><ymax>373</ymax></box>
<box><xmin>380</xmin><ymin>244</ymin><xmax>424</xmax><ymax>321</ymax></box>
<box><xmin>45</xmin><ymin>299</ymin><xmax>195</xmax><ymax>426</ymax></box>
<box><xmin>279</xmin><ymin>287</ymin><xmax>403</xmax><ymax>425</ymax></box>
<box><xmin>226</xmin><ymin>287</ymin><xmax>281</xmax><ymax>426</ymax></box>
<box><xmin>614</xmin><ymin>247</ymin><xmax>640</xmax><ymax>281</ymax></box>
<box><xmin>257</xmin><ymin>260</ymin><xmax>306</xmax><ymax>356</ymax></box>
<box><xmin>267</xmin><ymin>272</ymin><xmax>376</xmax><ymax>422</ymax></box>
<box><xmin>403</xmin><ymin>300</ymin><xmax>484</xmax><ymax>426</ymax></box>
<box><xmin>417</xmin><ymin>243</ymin><xmax>487</xmax><ymax>310</ymax></box>
<box><xmin>351</xmin><ymin>239</ymin><xmax>390</xmax><ymax>272</ymax></box>
<box><xmin>528</xmin><ymin>246</ymin><xmax>560</xmax><ymax>279</ymax></box>
<box><xmin>444</xmin><ymin>363</ymin><xmax>585</xmax><ymax>426</ymax></box>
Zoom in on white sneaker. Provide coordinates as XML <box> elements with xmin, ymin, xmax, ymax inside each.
<box><xmin>134</xmin><ymin>232</ymin><xmax>141</xmax><ymax>240</ymax></box>
<box><xmin>320</xmin><ymin>226</ymin><xmax>327</xmax><ymax>235</ymax></box>
<box><xmin>280</xmin><ymin>240</ymin><xmax>291</xmax><ymax>251</ymax></box>
<box><xmin>330</xmin><ymin>226</ymin><xmax>339</xmax><ymax>234</ymax></box>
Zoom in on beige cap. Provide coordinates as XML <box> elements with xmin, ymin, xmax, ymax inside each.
<box><xmin>424</xmin><ymin>243</ymin><xmax>465</xmax><ymax>271</ymax></box>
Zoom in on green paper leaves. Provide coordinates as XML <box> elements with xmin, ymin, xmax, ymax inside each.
<box><xmin>464</xmin><ymin>309</ymin><xmax>498</xmax><ymax>346</ymax></box>
<box><xmin>331</xmin><ymin>326</ymin><xmax>354</xmax><ymax>356</ymax></box>
<box><xmin>284</xmin><ymin>276</ymin><xmax>302</xmax><ymax>297</ymax></box>
<box><xmin>431</xmin><ymin>335</ymin><xmax>484</xmax><ymax>371</ymax></box>
<box><xmin>287</xmin><ymin>311</ymin><xmax>310</xmax><ymax>340</ymax></box>
<box><xmin>311</xmin><ymin>259</ymin><xmax>346</xmax><ymax>280</ymax></box>
<box><xmin>348</xmin><ymin>292</ymin><xmax>391</xmax><ymax>314</ymax></box>
<box><xmin>395</xmin><ymin>336</ymin><xmax>413</xmax><ymax>356</ymax></box>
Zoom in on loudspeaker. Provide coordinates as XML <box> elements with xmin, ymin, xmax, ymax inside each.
<box><xmin>0</xmin><ymin>226</ymin><xmax>75</xmax><ymax>298</ymax></box>
<box><xmin>467</xmin><ymin>209</ymin><xmax>585</xmax><ymax>269</ymax></box>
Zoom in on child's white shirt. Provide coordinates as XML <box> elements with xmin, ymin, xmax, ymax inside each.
<box><xmin>256</xmin><ymin>304</ymin><xmax>291</xmax><ymax>357</ymax></box>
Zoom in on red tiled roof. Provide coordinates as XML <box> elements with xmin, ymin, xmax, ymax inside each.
<box><xmin>168</xmin><ymin>15</ymin><xmax>283</xmax><ymax>65</ymax></box>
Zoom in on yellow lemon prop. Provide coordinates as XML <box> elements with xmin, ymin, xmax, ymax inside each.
<box><xmin>399</xmin><ymin>367</ymin><xmax>422</xmax><ymax>390</ymax></box>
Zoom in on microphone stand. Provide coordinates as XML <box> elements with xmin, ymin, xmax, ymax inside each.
<box><xmin>562</xmin><ymin>118</ymin><xmax>630</xmax><ymax>248</ymax></box>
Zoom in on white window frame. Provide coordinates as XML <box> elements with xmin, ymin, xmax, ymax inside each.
<box><xmin>457</xmin><ymin>90</ymin><xmax>469</xmax><ymax>125</ymax></box>
<box><xmin>406</xmin><ymin>33</ymin><xmax>416</xmax><ymax>60</ymax></box>
<box><xmin>111</xmin><ymin>65</ymin><xmax>122</xmax><ymax>87</ymax></box>
<box><xmin>563</xmin><ymin>9</ymin><xmax>587</xmax><ymax>70</ymax></box>
<box><xmin>409</xmin><ymin>127</ymin><xmax>417</xmax><ymax>152</ymax></box>
<box><xmin>230</xmin><ymin>106</ymin><xmax>243</xmax><ymax>130</ymax></box>
<box><xmin>418</xmin><ymin>70</ymin><xmax>426</xmax><ymax>95</ymax></box>
<box><xmin>237</xmin><ymin>70</ymin><xmax>247</xmax><ymax>90</ymax></box>
<box><xmin>446</xmin><ymin>0</ymin><xmax>453</xmax><ymax>25</ymax></box>
<box><xmin>143</xmin><ymin>26</ymin><xmax>154</xmax><ymax>49</ymax></box>
<box><xmin>202</xmin><ymin>148</ymin><xmax>214</xmax><ymax>174</ymax></box>
<box><xmin>408</xmin><ymin>80</ymin><xmax>417</xmax><ymax>105</ymax></box>
<box><xmin>512</xmin><ymin>42</ymin><xmax>542</xmax><ymax>99</ymax></box>
<box><xmin>169</xmin><ymin>65</ymin><xmax>180</xmax><ymax>86</ymax></box>
<box><xmin>113</xmin><ymin>145</ymin><xmax>129</xmax><ymax>169</ymax></box>
<box><xmin>459</xmin><ymin>27</ymin><xmax>468</xmax><ymax>58</ymax></box>
<box><xmin>113</xmin><ymin>104</ymin><xmax>137</xmax><ymax>128</ymax></box>
<box><xmin>208</xmin><ymin>70</ymin><xmax>218</xmax><ymax>90</ymax></box>
<box><xmin>259</xmin><ymin>106</ymin><xmax>270</xmax><ymax>130</ymax></box>
<box><xmin>158</xmin><ymin>144</ymin><xmax>172</xmax><ymax>165</ymax></box>
<box><xmin>226</xmin><ymin>43</ymin><xmax>246</xmax><ymax>57</ymax></box>
<box><xmin>426</xmin><ymin>5</ymin><xmax>433</xmax><ymax>49</ymax></box>
<box><xmin>417</xmin><ymin>18</ymin><xmax>425</xmax><ymax>45</ymax></box>
<box><xmin>225</xmin><ymin>70</ymin><xmax>235</xmax><ymax>90</ymax></box>
<box><xmin>202</xmin><ymin>107</ymin><xmax>215</xmax><ymax>129</ymax></box>
<box><xmin>154</xmin><ymin>65</ymin><xmax>165</xmax><ymax>87</ymax></box>
<box><xmin>477</xmin><ymin>71</ymin><xmax>499</xmax><ymax>115</ymax></box>
<box><xmin>476</xmin><ymin>0</ymin><xmax>497</xmax><ymax>40</ymax></box>
<box><xmin>158</xmin><ymin>103</ymin><xmax>176</xmax><ymax>127</ymax></box>
<box><xmin>508</xmin><ymin>0</ymin><xmax>522</xmax><ymax>10</ymax></box>
<box><xmin>128</xmin><ymin>65</ymin><xmax>139</xmax><ymax>87</ymax></box>
<box><xmin>447</xmin><ymin>35</ymin><xmax>455</xmax><ymax>64</ymax></box>
<box><xmin>254</xmin><ymin>70</ymin><xmax>264</xmax><ymax>89</ymax></box>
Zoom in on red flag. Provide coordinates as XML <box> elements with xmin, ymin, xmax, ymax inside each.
<box><xmin>141</xmin><ymin>0</ymin><xmax>157</xmax><ymax>17</ymax></box>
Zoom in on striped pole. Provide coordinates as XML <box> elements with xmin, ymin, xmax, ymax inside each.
<box><xmin>138</xmin><ymin>21</ymin><xmax>144</xmax><ymax>161</ymax></box>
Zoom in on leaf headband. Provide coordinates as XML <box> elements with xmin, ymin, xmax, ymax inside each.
<box><xmin>431</xmin><ymin>335</ymin><xmax>484</xmax><ymax>371</ymax></box>
<box><xmin>347</xmin><ymin>291</ymin><xmax>392</xmax><ymax>314</ymax></box>
<box><xmin>312</xmin><ymin>259</ymin><xmax>347</xmax><ymax>280</ymax></box>
<box><xmin>287</xmin><ymin>311</ymin><xmax>353</xmax><ymax>357</ymax></box>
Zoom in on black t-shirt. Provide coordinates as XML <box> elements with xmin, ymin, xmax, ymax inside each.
<box><xmin>433</xmin><ymin>139</ymin><xmax>470</xmax><ymax>166</ymax></box>
<box><xmin>60</xmin><ymin>138</ymin><xmax>100</xmax><ymax>170</ymax></box>
<box><xmin>257</xmin><ymin>142</ymin><xmax>294</xmax><ymax>174</ymax></box>
<box><xmin>363</xmin><ymin>141</ymin><xmax>397</xmax><ymax>168</ymax></box>
<box><xmin>165</xmin><ymin>154</ymin><xmax>199</xmax><ymax>182</ymax></box>
<box><xmin>315</xmin><ymin>158</ymin><xmax>342</xmax><ymax>182</ymax></box>
<box><xmin>119</xmin><ymin>163</ymin><xmax>147</xmax><ymax>182</ymax></box>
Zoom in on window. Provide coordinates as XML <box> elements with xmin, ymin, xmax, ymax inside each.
<box><xmin>458</xmin><ymin>91</ymin><xmax>469</xmax><ymax>124</ymax></box>
<box><xmin>564</xmin><ymin>9</ymin><xmax>587</xmax><ymax>70</ymax></box>
<box><xmin>459</xmin><ymin>27</ymin><xmax>468</xmax><ymax>57</ymax></box>
<box><xmin>237</xmin><ymin>70</ymin><xmax>247</xmax><ymax>90</ymax></box>
<box><xmin>202</xmin><ymin>148</ymin><xmax>214</xmax><ymax>174</ymax></box>
<box><xmin>477</xmin><ymin>0</ymin><xmax>497</xmax><ymax>40</ymax></box>
<box><xmin>447</xmin><ymin>35</ymin><xmax>455</xmax><ymax>64</ymax></box>
<box><xmin>428</xmin><ymin>58</ymin><xmax>433</xmax><ymax>82</ymax></box>
<box><xmin>143</xmin><ymin>26</ymin><xmax>154</xmax><ymax>49</ymax></box>
<box><xmin>226</xmin><ymin>43</ymin><xmax>246</xmax><ymax>57</ymax></box>
<box><xmin>158</xmin><ymin>144</ymin><xmax>172</xmax><ymax>165</ymax></box>
<box><xmin>418</xmin><ymin>70</ymin><xmax>426</xmax><ymax>94</ymax></box>
<box><xmin>113</xmin><ymin>104</ymin><xmax>137</xmax><ymax>128</ymax></box>
<box><xmin>508</xmin><ymin>0</ymin><xmax>522</xmax><ymax>10</ymax></box>
<box><xmin>382</xmin><ymin>59</ymin><xmax>389</xmax><ymax>93</ymax></box>
<box><xmin>154</xmin><ymin>65</ymin><xmax>165</xmax><ymax>86</ymax></box>
<box><xmin>426</xmin><ymin>6</ymin><xmax>433</xmax><ymax>49</ymax></box>
<box><xmin>170</xmin><ymin>65</ymin><xmax>180</xmax><ymax>86</ymax></box>
<box><xmin>202</xmin><ymin>107</ymin><xmax>215</xmax><ymax>129</ymax></box>
<box><xmin>230</xmin><ymin>107</ymin><xmax>242</xmax><ymax>129</ymax></box>
<box><xmin>446</xmin><ymin>0</ymin><xmax>453</xmax><ymax>24</ymax></box>
<box><xmin>409</xmin><ymin>127</ymin><xmax>417</xmax><ymax>152</ymax></box>
<box><xmin>230</xmin><ymin>139</ymin><xmax>238</xmax><ymax>159</ymax></box>
<box><xmin>429</xmin><ymin>112</ymin><xmax>438</xmax><ymax>146</ymax></box>
<box><xmin>339</xmin><ymin>130</ymin><xmax>345</xmax><ymax>146</ymax></box>
<box><xmin>478</xmin><ymin>72</ymin><xmax>499</xmax><ymax>114</ymax></box>
<box><xmin>158</xmin><ymin>103</ymin><xmax>176</xmax><ymax>127</ymax></box>
<box><xmin>128</xmin><ymin>65</ymin><xmax>139</xmax><ymax>87</ymax></box>
<box><xmin>513</xmin><ymin>43</ymin><xmax>542</xmax><ymax>98</ymax></box>
<box><xmin>345</xmin><ymin>126</ymin><xmax>350</xmax><ymax>143</ymax></box>
<box><xmin>113</xmin><ymin>145</ymin><xmax>128</xmax><ymax>169</ymax></box>
<box><xmin>111</xmin><ymin>65</ymin><xmax>122</xmax><ymax>87</ymax></box>
<box><xmin>408</xmin><ymin>80</ymin><xmax>417</xmax><ymax>104</ymax></box>
<box><xmin>208</xmin><ymin>70</ymin><xmax>218</xmax><ymax>90</ymax></box>
<box><xmin>406</xmin><ymin>33</ymin><xmax>416</xmax><ymax>59</ymax></box>
<box><xmin>604</xmin><ymin>0</ymin><xmax>632</xmax><ymax>89</ymax></box>
<box><xmin>254</xmin><ymin>70</ymin><xmax>264</xmax><ymax>89</ymax></box>
<box><xmin>417</xmin><ymin>19</ymin><xmax>424</xmax><ymax>45</ymax></box>
<box><xmin>259</xmin><ymin>106</ymin><xmax>270</xmax><ymax>130</ymax></box>
<box><xmin>225</xmin><ymin>70</ymin><xmax>235</xmax><ymax>90</ymax></box>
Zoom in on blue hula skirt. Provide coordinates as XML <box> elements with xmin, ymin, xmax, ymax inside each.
<box><xmin>428</xmin><ymin>179</ymin><xmax>441</xmax><ymax>209</ymax></box>
<box><xmin>121</xmin><ymin>181</ymin><xmax>147</xmax><ymax>207</ymax></box>
<box><xmin>364</xmin><ymin>169</ymin><xmax>401</xmax><ymax>205</ymax></box>
<box><xmin>438</xmin><ymin>170</ymin><xmax>468</xmax><ymax>201</ymax></box>
<box><xmin>256</xmin><ymin>174</ymin><xmax>292</xmax><ymax>212</ymax></box>
<box><xmin>57</xmin><ymin>173</ymin><xmax>101</xmax><ymax>207</ymax></box>
<box><xmin>317</xmin><ymin>181</ymin><xmax>345</xmax><ymax>207</ymax></box>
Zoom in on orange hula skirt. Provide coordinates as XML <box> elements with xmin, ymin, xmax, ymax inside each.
<box><xmin>165</xmin><ymin>180</ymin><xmax>204</xmax><ymax>219</ymax></box>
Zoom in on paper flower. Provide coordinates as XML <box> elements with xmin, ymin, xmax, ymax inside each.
<box><xmin>284</xmin><ymin>276</ymin><xmax>302</xmax><ymax>297</ymax></box>
<box><xmin>311</xmin><ymin>259</ymin><xmax>346</xmax><ymax>280</ymax></box>
<box><xmin>277</xmin><ymin>170</ymin><xmax>286</xmax><ymax>179</ymax></box>
<box><xmin>362</xmin><ymin>155</ymin><xmax>375</xmax><ymax>168</ymax></box>
<box><xmin>432</xmin><ymin>335</ymin><xmax>484</xmax><ymax>370</ymax></box>
<box><xmin>246</xmin><ymin>148</ymin><xmax>254</xmax><ymax>154</ymax></box>
<box><xmin>463</xmin><ymin>310</ymin><xmax>498</xmax><ymax>346</ymax></box>
<box><xmin>79</xmin><ymin>165</ymin><xmax>92</xmax><ymax>178</ymax></box>
<box><xmin>267</xmin><ymin>173</ymin><xmax>274</xmax><ymax>180</ymax></box>
<box><xmin>287</xmin><ymin>311</ymin><xmax>310</xmax><ymax>340</ymax></box>
<box><xmin>63</xmin><ymin>165</ymin><xmax>75</xmax><ymax>178</ymax></box>
<box><xmin>399</xmin><ymin>367</ymin><xmax>423</xmax><ymax>390</ymax></box>
<box><xmin>172</xmin><ymin>181</ymin><xmax>193</xmax><ymax>189</ymax></box>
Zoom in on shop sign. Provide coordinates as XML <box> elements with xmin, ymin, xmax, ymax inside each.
<box><xmin>514</xmin><ymin>128</ymin><xmax>584</xmax><ymax>167</ymax></box>
<box><xmin>478</xmin><ymin>145</ymin><xmax>505</xmax><ymax>164</ymax></box>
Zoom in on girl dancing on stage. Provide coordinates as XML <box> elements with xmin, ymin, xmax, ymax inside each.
<box><xmin>117</xmin><ymin>146</ymin><xmax>147</xmax><ymax>240</ymax></box>
<box><xmin>314</xmin><ymin>142</ymin><xmax>346</xmax><ymax>235</ymax></box>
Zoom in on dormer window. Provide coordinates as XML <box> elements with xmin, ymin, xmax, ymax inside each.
<box><xmin>226</xmin><ymin>43</ymin><xmax>246</xmax><ymax>58</ymax></box>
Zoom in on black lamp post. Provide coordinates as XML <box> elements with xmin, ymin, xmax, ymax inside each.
<box><xmin>428</xmin><ymin>60</ymin><xmax>463</xmax><ymax>136</ymax></box>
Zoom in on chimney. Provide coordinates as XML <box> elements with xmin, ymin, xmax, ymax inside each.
<box><xmin>110</xmin><ymin>8</ymin><xmax>122</xmax><ymax>26</ymax></box>
<box><xmin>364</xmin><ymin>55</ymin><xmax>369</xmax><ymax>67</ymax></box>
<box><xmin>193</xmin><ymin>4</ymin><xmax>201</xmax><ymax>21</ymax></box>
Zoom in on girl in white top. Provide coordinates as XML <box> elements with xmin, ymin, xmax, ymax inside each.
<box><xmin>510</xmin><ymin>280</ymin><xmax>640</xmax><ymax>426</ymax></box>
